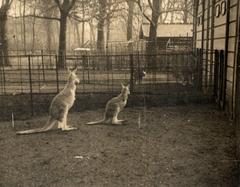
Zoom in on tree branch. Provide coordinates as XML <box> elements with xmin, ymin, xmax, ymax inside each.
<box><xmin>9</xmin><ymin>14</ymin><xmax>60</xmax><ymax>21</ymax></box>
<box><xmin>135</xmin><ymin>0</ymin><xmax>155</xmax><ymax>26</ymax></box>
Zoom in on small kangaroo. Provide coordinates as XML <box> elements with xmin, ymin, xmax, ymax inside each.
<box><xmin>86</xmin><ymin>84</ymin><xmax>130</xmax><ymax>125</ymax></box>
<box><xmin>16</xmin><ymin>68</ymin><xmax>80</xmax><ymax>135</ymax></box>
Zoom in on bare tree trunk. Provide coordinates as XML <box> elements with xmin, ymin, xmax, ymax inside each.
<box><xmin>97</xmin><ymin>0</ymin><xmax>106</xmax><ymax>52</ymax></box>
<box><xmin>171</xmin><ymin>12</ymin><xmax>174</xmax><ymax>23</ymax></box>
<box><xmin>82</xmin><ymin>22</ymin><xmax>85</xmax><ymax>46</ymax></box>
<box><xmin>146</xmin><ymin>0</ymin><xmax>161</xmax><ymax>68</ymax></box>
<box><xmin>81</xmin><ymin>1</ymin><xmax>85</xmax><ymax>46</ymax></box>
<box><xmin>46</xmin><ymin>20</ymin><xmax>52</xmax><ymax>52</ymax></box>
<box><xmin>23</xmin><ymin>0</ymin><xmax>26</xmax><ymax>53</ymax></box>
<box><xmin>32</xmin><ymin>0</ymin><xmax>37</xmax><ymax>52</ymax></box>
<box><xmin>54</xmin><ymin>0</ymin><xmax>76</xmax><ymax>68</ymax></box>
<box><xmin>97</xmin><ymin>19</ymin><xmax>105</xmax><ymax>52</ymax></box>
<box><xmin>183</xmin><ymin>0</ymin><xmax>189</xmax><ymax>24</ymax></box>
<box><xmin>89</xmin><ymin>22</ymin><xmax>95</xmax><ymax>48</ymax></box>
<box><xmin>75</xmin><ymin>23</ymin><xmax>81</xmax><ymax>47</ymax></box>
<box><xmin>127</xmin><ymin>0</ymin><xmax>134</xmax><ymax>41</ymax></box>
<box><xmin>58</xmin><ymin>13</ymin><xmax>68</xmax><ymax>68</ymax></box>
<box><xmin>0</xmin><ymin>11</ymin><xmax>9</xmax><ymax>66</ymax></box>
<box><xmin>106</xmin><ymin>19</ymin><xmax>110</xmax><ymax>47</ymax></box>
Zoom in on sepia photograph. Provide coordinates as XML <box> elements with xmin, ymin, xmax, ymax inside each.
<box><xmin>0</xmin><ymin>0</ymin><xmax>239</xmax><ymax>186</ymax></box>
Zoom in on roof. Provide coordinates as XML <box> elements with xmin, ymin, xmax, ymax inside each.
<box><xmin>142</xmin><ymin>23</ymin><xmax>193</xmax><ymax>37</ymax></box>
<box><xmin>73</xmin><ymin>48</ymin><xmax>91</xmax><ymax>51</ymax></box>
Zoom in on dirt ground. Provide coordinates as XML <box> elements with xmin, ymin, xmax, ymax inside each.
<box><xmin>0</xmin><ymin>104</ymin><xmax>238</xmax><ymax>187</ymax></box>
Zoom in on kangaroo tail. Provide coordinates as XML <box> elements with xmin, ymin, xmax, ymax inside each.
<box><xmin>16</xmin><ymin>118</ymin><xmax>56</xmax><ymax>135</ymax></box>
<box><xmin>85</xmin><ymin>119</ymin><xmax>106</xmax><ymax>125</ymax></box>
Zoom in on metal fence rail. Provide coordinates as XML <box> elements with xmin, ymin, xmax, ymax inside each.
<box><xmin>0</xmin><ymin>50</ymin><xmax>217</xmax><ymax>120</ymax></box>
<box><xmin>0</xmin><ymin>51</ymin><xmax>211</xmax><ymax>96</ymax></box>
<box><xmin>0</xmin><ymin>51</ymin><xmax>202</xmax><ymax>95</ymax></box>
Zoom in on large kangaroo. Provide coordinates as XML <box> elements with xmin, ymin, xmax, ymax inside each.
<box><xmin>86</xmin><ymin>84</ymin><xmax>130</xmax><ymax>125</ymax></box>
<box><xmin>16</xmin><ymin>68</ymin><xmax>80</xmax><ymax>135</ymax></box>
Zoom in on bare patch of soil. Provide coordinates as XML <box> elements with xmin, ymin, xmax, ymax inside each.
<box><xmin>0</xmin><ymin>104</ymin><xmax>237</xmax><ymax>187</ymax></box>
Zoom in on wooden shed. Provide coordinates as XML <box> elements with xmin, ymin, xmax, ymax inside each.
<box><xmin>193</xmin><ymin>0</ymin><xmax>240</xmax><ymax>166</ymax></box>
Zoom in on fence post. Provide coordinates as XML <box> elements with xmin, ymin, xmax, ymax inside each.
<box><xmin>28</xmin><ymin>55</ymin><xmax>34</xmax><ymax>116</ymax></box>
<box><xmin>82</xmin><ymin>55</ymin><xmax>85</xmax><ymax>92</ymax></box>
<box><xmin>55</xmin><ymin>55</ymin><xmax>59</xmax><ymax>93</ymax></box>
<box><xmin>0</xmin><ymin>51</ymin><xmax>6</xmax><ymax>94</ymax></box>
<box><xmin>41</xmin><ymin>50</ymin><xmax>45</xmax><ymax>83</ymax></box>
<box><xmin>198</xmin><ymin>49</ymin><xmax>203</xmax><ymax>91</ymax></box>
<box><xmin>130</xmin><ymin>53</ymin><xmax>134</xmax><ymax>93</ymax></box>
<box><xmin>107</xmin><ymin>54</ymin><xmax>110</xmax><ymax>91</ymax></box>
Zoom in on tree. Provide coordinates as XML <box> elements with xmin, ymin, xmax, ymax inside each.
<box><xmin>127</xmin><ymin>0</ymin><xmax>134</xmax><ymax>41</ymax></box>
<box><xmin>180</xmin><ymin>0</ymin><xmax>193</xmax><ymax>24</ymax></box>
<box><xmin>0</xmin><ymin>0</ymin><xmax>13</xmax><ymax>66</ymax></box>
<box><xmin>54</xmin><ymin>0</ymin><xmax>77</xmax><ymax>68</ymax></box>
<box><xmin>136</xmin><ymin>0</ymin><xmax>162</xmax><ymax>68</ymax></box>
<box><xmin>96</xmin><ymin>0</ymin><xmax>107</xmax><ymax>52</ymax></box>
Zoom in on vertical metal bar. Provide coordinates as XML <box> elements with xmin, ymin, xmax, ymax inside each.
<box><xmin>107</xmin><ymin>54</ymin><xmax>110</xmax><ymax>91</ymax></box>
<box><xmin>1</xmin><ymin>51</ymin><xmax>6</xmax><ymax>94</ymax></box>
<box><xmin>201</xmin><ymin>0</ymin><xmax>205</xmax><ymax>91</ymax></box>
<box><xmin>55</xmin><ymin>55</ymin><xmax>59</xmax><ymax>93</ymax></box>
<box><xmin>137</xmin><ymin>52</ymin><xmax>140</xmax><ymax>85</ymax></box>
<box><xmin>37</xmin><ymin>59</ymin><xmax>41</xmax><ymax>93</ymax></box>
<box><xmin>20</xmin><ymin>56</ymin><xmax>23</xmax><ymax>93</ymax></box>
<box><xmin>41</xmin><ymin>50</ymin><xmax>45</xmax><ymax>83</ymax></box>
<box><xmin>232</xmin><ymin>0</ymin><xmax>240</xmax><ymax>119</ymax></box>
<box><xmin>0</xmin><ymin>53</ymin><xmax>3</xmax><ymax>94</ymax></box>
<box><xmin>82</xmin><ymin>55</ymin><xmax>85</xmax><ymax>92</ymax></box>
<box><xmin>176</xmin><ymin>53</ymin><xmax>180</xmax><ymax>98</ymax></box>
<box><xmin>111</xmin><ymin>55</ymin><xmax>114</xmax><ymax>92</ymax></box>
<box><xmin>213</xmin><ymin>50</ymin><xmax>219</xmax><ymax>98</ymax></box>
<box><xmin>204</xmin><ymin>0</ymin><xmax>210</xmax><ymax>93</ymax></box>
<box><xmin>199</xmin><ymin>49</ymin><xmax>203</xmax><ymax>91</ymax></box>
<box><xmin>87</xmin><ymin>55</ymin><xmax>90</xmax><ymax>84</ymax></box>
<box><xmin>130</xmin><ymin>53</ymin><xmax>134</xmax><ymax>93</ymax></box>
<box><xmin>28</xmin><ymin>55</ymin><xmax>34</xmax><ymax>116</ymax></box>
<box><xmin>222</xmin><ymin>0</ymin><xmax>230</xmax><ymax>109</ymax></box>
<box><xmin>210</xmin><ymin>0</ymin><xmax>216</xmax><ymax>92</ymax></box>
<box><xmin>93</xmin><ymin>56</ymin><xmax>96</xmax><ymax>91</ymax></box>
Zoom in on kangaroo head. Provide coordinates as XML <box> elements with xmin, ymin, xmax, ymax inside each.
<box><xmin>121</xmin><ymin>83</ymin><xmax>130</xmax><ymax>95</ymax></box>
<box><xmin>68</xmin><ymin>67</ymin><xmax>80</xmax><ymax>84</ymax></box>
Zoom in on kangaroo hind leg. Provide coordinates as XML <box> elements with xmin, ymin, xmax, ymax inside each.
<box><xmin>112</xmin><ymin>107</ymin><xmax>123</xmax><ymax>125</ymax></box>
<box><xmin>61</xmin><ymin>110</ymin><xmax>77</xmax><ymax>131</ymax></box>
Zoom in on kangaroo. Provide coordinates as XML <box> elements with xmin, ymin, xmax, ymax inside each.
<box><xmin>16</xmin><ymin>67</ymin><xmax>80</xmax><ymax>135</ymax></box>
<box><xmin>86</xmin><ymin>84</ymin><xmax>130</xmax><ymax>125</ymax></box>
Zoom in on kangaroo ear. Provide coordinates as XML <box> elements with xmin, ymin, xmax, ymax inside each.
<box><xmin>72</xmin><ymin>67</ymin><xmax>77</xmax><ymax>73</ymax></box>
<box><xmin>121</xmin><ymin>83</ymin><xmax>124</xmax><ymax>88</ymax></box>
<box><xmin>126</xmin><ymin>84</ymin><xmax>130</xmax><ymax>88</ymax></box>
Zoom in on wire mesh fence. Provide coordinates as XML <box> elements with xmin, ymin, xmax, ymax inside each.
<box><xmin>0</xmin><ymin>50</ymin><xmax>214</xmax><ymax>120</ymax></box>
<box><xmin>0</xmin><ymin>51</ymin><xmax>203</xmax><ymax>95</ymax></box>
